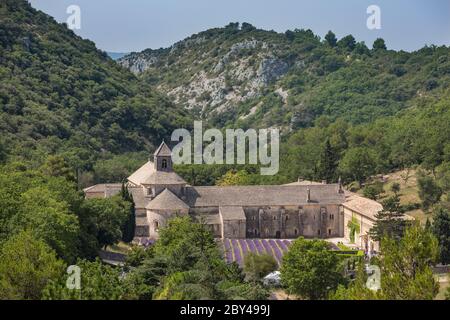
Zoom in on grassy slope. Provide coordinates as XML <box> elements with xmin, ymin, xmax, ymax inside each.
<box><xmin>358</xmin><ymin>169</ymin><xmax>426</xmax><ymax>222</ymax></box>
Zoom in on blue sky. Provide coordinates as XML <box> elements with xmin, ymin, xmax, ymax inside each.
<box><xmin>29</xmin><ymin>0</ymin><xmax>450</xmax><ymax>53</ymax></box>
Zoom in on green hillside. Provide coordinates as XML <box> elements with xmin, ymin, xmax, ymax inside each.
<box><xmin>0</xmin><ymin>0</ymin><xmax>191</xmax><ymax>173</ymax></box>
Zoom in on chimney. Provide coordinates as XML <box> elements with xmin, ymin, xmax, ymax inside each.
<box><xmin>307</xmin><ymin>188</ymin><xmax>311</xmax><ymax>203</ymax></box>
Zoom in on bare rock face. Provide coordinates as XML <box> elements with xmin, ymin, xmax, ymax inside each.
<box><xmin>117</xmin><ymin>30</ymin><xmax>295</xmax><ymax>123</ymax></box>
<box><xmin>253</xmin><ymin>57</ymin><xmax>289</xmax><ymax>86</ymax></box>
<box><xmin>118</xmin><ymin>48</ymin><xmax>166</xmax><ymax>74</ymax></box>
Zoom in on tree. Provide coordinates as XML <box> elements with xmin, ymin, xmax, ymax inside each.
<box><xmin>216</xmin><ymin>170</ymin><xmax>251</xmax><ymax>186</ymax></box>
<box><xmin>432</xmin><ymin>206</ymin><xmax>450</xmax><ymax>264</ymax></box>
<box><xmin>391</xmin><ymin>182</ymin><xmax>401</xmax><ymax>195</ymax></box>
<box><xmin>11</xmin><ymin>187</ymin><xmax>80</xmax><ymax>262</ymax></box>
<box><xmin>43</xmin><ymin>259</ymin><xmax>127</xmax><ymax>300</ymax></box>
<box><xmin>0</xmin><ymin>139</ymin><xmax>7</xmax><ymax>164</ymax></box>
<box><xmin>347</xmin><ymin>216</ymin><xmax>360</xmax><ymax>243</ymax></box>
<box><xmin>285</xmin><ymin>30</ymin><xmax>295</xmax><ymax>41</ymax></box>
<box><xmin>330</xmin><ymin>263</ymin><xmax>378</xmax><ymax>300</ymax></box>
<box><xmin>363</xmin><ymin>183</ymin><xmax>383</xmax><ymax>200</ymax></box>
<box><xmin>316</xmin><ymin>138</ymin><xmax>338</xmax><ymax>183</ymax></box>
<box><xmin>153</xmin><ymin>217</ymin><xmax>220</xmax><ymax>272</ymax></box>
<box><xmin>241</xmin><ymin>22</ymin><xmax>256</xmax><ymax>32</ymax></box>
<box><xmin>41</xmin><ymin>155</ymin><xmax>76</xmax><ymax>183</ymax></box>
<box><xmin>0</xmin><ymin>230</ymin><xmax>65</xmax><ymax>300</ymax></box>
<box><xmin>417</xmin><ymin>174</ymin><xmax>443</xmax><ymax>211</ymax></box>
<box><xmin>121</xmin><ymin>183</ymin><xmax>136</xmax><ymax>243</ymax></box>
<box><xmin>80</xmin><ymin>196</ymin><xmax>130</xmax><ymax>249</ymax></box>
<box><xmin>354</xmin><ymin>41</ymin><xmax>370</xmax><ymax>55</ymax></box>
<box><xmin>373</xmin><ymin>38</ymin><xmax>387</xmax><ymax>50</ymax></box>
<box><xmin>280</xmin><ymin>238</ymin><xmax>343</xmax><ymax>299</ymax></box>
<box><xmin>369</xmin><ymin>195</ymin><xmax>406</xmax><ymax>242</ymax></box>
<box><xmin>338</xmin><ymin>147</ymin><xmax>377</xmax><ymax>184</ymax></box>
<box><xmin>337</xmin><ymin>35</ymin><xmax>356</xmax><ymax>51</ymax></box>
<box><xmin>243</xmin><ymin>253</ymin><xmax>278</xmax><ymax>282</ymax></box>
<box><xmin>324</xmin><ymin>31</ymin><xmax>337</xmax><ymax>47</ymax></box>
<box><xmin>377</xmin><ymin>224</ymin><xmax>439</xmax><ymax>300</ymax></box>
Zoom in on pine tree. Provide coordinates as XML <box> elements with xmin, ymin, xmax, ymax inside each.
<box><xmin>369</xmin><ymin>195</ymin><xmax>407</xmax><ymax>242</ymax></box>
<box><xmin>324</xmin><ymin>31</ymin><xmax>337</xmax><ymax>47</ymax></box>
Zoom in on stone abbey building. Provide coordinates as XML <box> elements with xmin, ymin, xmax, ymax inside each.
<box><xmin>84</xmin><ymin>142</ymin><xmax>383</xmax><ymax>252</ymax></box>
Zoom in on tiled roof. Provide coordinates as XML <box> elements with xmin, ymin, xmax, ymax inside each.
<box><xmin>143</xmin><ymin>171</ymin><xmax>187</xmax><ymax>185</ymax></box>
<box><xmin>284</xmin><ymin>180</ymin><xmax>325</xmax><ymax>186</ymax></box>
<box><xmin>127</xmin><ymin>161</ymin><xmax>155</xmax><ymax>186</ymax></box>
<box><xmin>220</xmin><ymin>206</ymin><xmax>246</xmax><ymax>220</ymax></box>
<box><xmin>83</xmin><ymin>184</ymin><xmax>122</xmax><ymax>197</ymax></box>
<box><xmin>343</xmin><ymin>192</ymin><xmax>382</xmax><ymax>220</ymax></box>
<box><xmin>146</xmin><ymin>189</ymin><xmax>189</xmax><ymax>210</ymax></box>
<box><xmin>129</xmin><ymin>187</ymin><xmax>149</xmax><ymax>209</ymax></box>
<box><xmin>185</xmin><ymin>184</ymin><xmax>345</xmax><ymax>207</ymax></box>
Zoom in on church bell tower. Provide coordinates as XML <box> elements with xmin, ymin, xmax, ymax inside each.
<box><xmin>154</xmin><ymin>141</ymin><xmax>173</xmax><ymax>172</ymax></box>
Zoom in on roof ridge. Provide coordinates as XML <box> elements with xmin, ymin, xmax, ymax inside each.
<box><xmin>154</xmin><ymin>141</ymin><xmax>172</xmax><ymax>157</ymax></box>
<box><xmin>146</xmin><ymin>188</ymin><xmax>189</xmax><ymax>210</ymax></box>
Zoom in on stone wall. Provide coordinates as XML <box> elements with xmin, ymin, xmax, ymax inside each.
<box><xmin>189</xmin><ymin>204</ymin><xmax>344</xmax><ymax>239</ymax></box>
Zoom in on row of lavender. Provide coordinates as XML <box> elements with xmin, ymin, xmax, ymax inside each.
<box><xmin>222</xmin><ymin>238</ymin><xmax>293</xmax><ymax>266</ymax></box>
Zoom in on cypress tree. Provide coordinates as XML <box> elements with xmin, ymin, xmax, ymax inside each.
<box><xmin>121</xmin><ymin>182</ymin><xmax>136</xmax><ymax>243</ymax></box>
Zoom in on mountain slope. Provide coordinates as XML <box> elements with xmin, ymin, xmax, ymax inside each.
<box><xmin>119</xmin><ymin>23</ymin><xmax>450</xmax><ymax>130</ymax></box>
<box><xmin>0</xmin><ymin>0</ymin><xmax>191</xmax><ymax>166</ymax></box>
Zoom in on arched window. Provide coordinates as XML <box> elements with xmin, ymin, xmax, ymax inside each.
<box><xmin>162</xmin><ymin>159</ymin><xmax>168</xmax><ymax>169</ymax></box>
<box><xmin>153</xmin><ymin>220</ymin><xmax>159</xmax><ymax>231</ymax></box>
<box><xmin>294</xmin><ymin>228</ymin><xmax>298</xmax><ymax>236</ymax></box>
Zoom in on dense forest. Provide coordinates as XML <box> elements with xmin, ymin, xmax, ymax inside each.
<box><xmin>0</xmin><ymin>0</ymin><xmax>192</xmax><ymax>183</ymax></box>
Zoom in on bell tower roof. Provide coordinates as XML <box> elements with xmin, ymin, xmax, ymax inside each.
<box><xmin>154</xmin><ymin>141</ymin><xmax>172</xmax><ymax>157</ymax></box>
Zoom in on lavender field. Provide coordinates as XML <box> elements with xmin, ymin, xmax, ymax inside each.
<box><xmin>221</xmin><ymin>239</ymin><xmax>294</xmax><ymax>266</ymax></box>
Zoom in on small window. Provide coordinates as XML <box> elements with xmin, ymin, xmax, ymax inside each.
<box><xmin>162</xmin><ymin>159</ymin><xmax>168</xmax><ymax>169</ymax></box>
<box><xmin>273</xmin><ymin>216</ymin><xmax>277</xmax><ymax>221</ymax></box>
<box><xmin>154</xmin><ymin>220</ymin><xmax>159</xmax><ymax>231</ymax></box>
<box><xmin>318</xmin><ymin>229</ymin><xmax>321</xmax><ymax>236</ymax></box>
<box><xmin>329</xmin><ymin>214</ymin><xmax>334</xmax><ymax>220</ymax></box>
<box><xmin>285</xmin><ymin>215</ymin><xmax>289</xmax><ymax>221</ymax></box>
<box><xmin>328</xmin><ymin>229</ymin><xmax>332</xmax><ymax>236</ymax></box>
<box><xmin>294</xmin><ymin>228</ymin><xmax>298</xmax><ymax>236</ymax></box>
